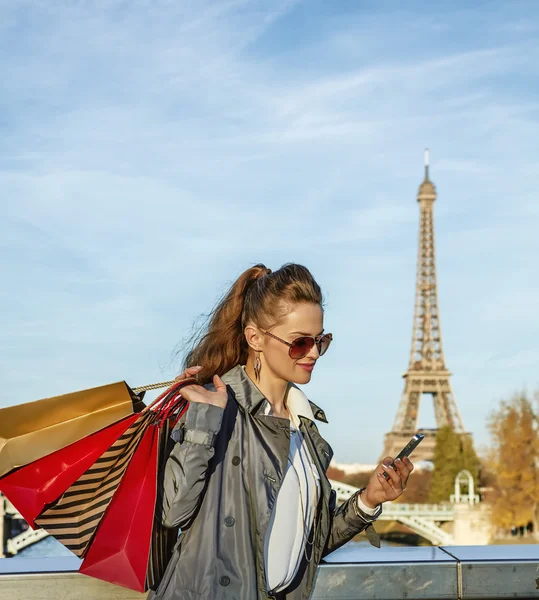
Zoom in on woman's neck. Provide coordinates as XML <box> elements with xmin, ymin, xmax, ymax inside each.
<box><xmin>244</xmin><ymin>360</ymin><xmax>289</xmax><ymax>418</ymax></box>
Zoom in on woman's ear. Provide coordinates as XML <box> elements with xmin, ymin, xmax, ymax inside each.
<box><xmin>244</xmin><ymin>323</ymin><xmax>263</xmax><ymax>352</ymax></box>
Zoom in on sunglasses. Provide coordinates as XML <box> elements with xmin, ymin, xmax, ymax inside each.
<box><xmin>263</xmin><ymin>331</ymin><xmax>333</xmax><ymax>360</ymax></box>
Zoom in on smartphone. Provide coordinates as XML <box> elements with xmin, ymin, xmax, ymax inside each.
<box><xmin>382</xmin><ymin>433</ymin><xmax>424</xmax><ymax>480</ymax></box>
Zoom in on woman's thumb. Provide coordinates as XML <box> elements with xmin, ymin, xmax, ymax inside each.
<box><xmin>214</xmin><ymin>374</ymin><xmax>227</xmax><ymax>391</ymax></box>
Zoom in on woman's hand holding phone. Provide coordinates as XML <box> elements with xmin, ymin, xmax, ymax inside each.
<box><xmin>361</xmin><ymin>455</ymin><xmax>414</xmax><ymax>508</ymax></box>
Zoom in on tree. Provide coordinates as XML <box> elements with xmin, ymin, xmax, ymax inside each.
<box><xmin>484</xmin><ymin>391</ymin><xmax>539</xmax><ymax>537</ymax></box>
<box><xmin>429</xmin><ymin>426</ymin><xmax>480</xmax><ymax>503</ymax></box>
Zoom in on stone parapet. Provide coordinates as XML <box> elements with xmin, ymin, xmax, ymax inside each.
<box><xmin>1</xmin><ymin>545</ymin><xmax>538</xmax><ymax>599</ymax></box>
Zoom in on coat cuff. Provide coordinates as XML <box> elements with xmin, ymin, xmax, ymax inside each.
<box><xmin>172</xmin><ymin>402</ymin><xmax>224</xmax><ymax>447</ymax></box>
<box><xmin>352</xmin><ymin>489</ymin><xmax>383</xmax><ymax>522</ymax></box>
<box><xmin>355</xmin><ymin>489</ymin><xmax>381</xmax><ymax>517</ymax></box>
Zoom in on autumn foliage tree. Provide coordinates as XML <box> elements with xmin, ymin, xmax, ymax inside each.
<box><xmin>484</xmin><ymin>392</ymin><xmax>539</xmax><ymax>537</ymax></box>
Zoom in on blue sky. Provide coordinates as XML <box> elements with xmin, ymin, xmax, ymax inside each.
<box><xmin>1</xmin><ymin>1</ymin><xmax>538</xmax><ymax>463</ymax></box>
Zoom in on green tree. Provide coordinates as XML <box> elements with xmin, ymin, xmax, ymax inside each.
<box><xmin>485</xmin><ymin>392</ymin><xmax>539</xmax><ymax>537</ymax></box>
<box><xmin>429</xmin><ymin>426</ymin><xmax>480</xmax><ymax>503</ymax></box>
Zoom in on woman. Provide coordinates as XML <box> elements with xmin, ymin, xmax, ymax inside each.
<box><xmin>149</xmin><ymin>264</ymin><xmax>414</xmax><ymax>600</ymax></box>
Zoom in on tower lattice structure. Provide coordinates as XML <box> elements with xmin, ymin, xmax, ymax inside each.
<box><xmin>381</xmin><ymin>151</ymin><xmax>467</xmax><ymax>463</ymax></box>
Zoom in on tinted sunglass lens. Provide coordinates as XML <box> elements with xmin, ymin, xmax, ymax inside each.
<box><xmin>290</xmin><ymin>337</ymin><xmax>314</xmax><ymax>359</ymax></box>
<box><xmin>318</xmin><ymin>335</ymin><xmax>332</xmax><ymax>356</ymax></box>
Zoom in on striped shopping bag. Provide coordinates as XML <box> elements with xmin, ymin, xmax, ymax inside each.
<box><xmin>2</xmin><ymin>376</ymin><xmax>194</xmax><ymax>591</ymax></box>
<box><xmin>0</xmin><ymin>414</ymin><xmax>142</xmax><ymax>529</ymax></box>
<box><xmin>35</xmin><ymin>378</ymin><xmax>193</xmax><ymax>559</ymax></box>
<box><xmin>79</xmin><ymin>398</ymin><xmax>187</xmax><ymax>591</ymax></box>
<box><xmin>35</xmin><ymin>410</ymin><xmax>152</xmax><ymax>556</ymax></box>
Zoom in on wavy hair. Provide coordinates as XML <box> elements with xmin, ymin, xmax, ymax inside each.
<box><xmin>182</xmin><ymin>263</ymin><xmax>323</xmax><ymax>385</ymax></box>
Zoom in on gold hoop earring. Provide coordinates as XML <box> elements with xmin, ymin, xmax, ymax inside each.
<box><xmin>254</xmin><ymin>353</ymin><xmax>262</xmax><ymax>382</ymax></box>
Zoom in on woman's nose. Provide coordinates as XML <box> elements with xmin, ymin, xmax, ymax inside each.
<box><xmin>306</xmin><ymin>343</ymin><xmax>320</xmax><ymax>360</ymax></box>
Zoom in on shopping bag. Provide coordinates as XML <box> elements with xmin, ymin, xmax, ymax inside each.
<box><xmin>35</xmin><ymin>378</ymin><xmax>193</xmax><ymax>559</ymax></box>
<box><xmin>80</xmin><ymin>408</ymin><xmax>186</xmax><ymax>592</ymax></box>
<box><xmin>0</xmin><ymin>381</ymin><xmax>142</xmax><ymax>478</ymax></box>
<box><xmin>79</xmin><ymin>424</ymin><xmax>160</xmax><ymax>591</ymax></box>
<box><xmin>0</xmin><ymin>415</ymin><xmax>137</xmax><ymax>528</ymax></box>
<box><xmin>35</xmin><ymin>410</ymin><xmax>151</xmax><ymax>557</ymax></box>
<box><xmin>145</xmin><ymin>417</ymin><xmax>180</xmax><ymax>592</ymax></box>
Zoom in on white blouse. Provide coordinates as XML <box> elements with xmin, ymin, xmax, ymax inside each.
<box><xmin>261</xmin><ymin>385</ymin><xmax>378</xmax><ymax>594</ymax></box>
<box><xmin>263</xmin><ymin>413</ymin><xmax>320</xmax><ymax>593</ymax></box>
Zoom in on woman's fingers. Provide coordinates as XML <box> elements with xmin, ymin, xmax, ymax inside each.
<box><xmin>178</xmin><ymin>383</ymin><xmax>206</xmax><ymax>403</ymax></box>
<box><xmin>402</xmin><ymin>457</ymin><xmax>414</xmax><ymax>472</ymax></box>
<box><xmin>394</xmin><ymin>458</ymin><xmax>411</xmax><ymax>482</ymax></box>
<box><xmin>381</xmin><ymin>463</ymin><xmax>400</xmax><ymax>488</ymax></box>
<box><xmin>377</xmin><ymin>470</ymin><xmax>396</xmax><ymax>497</ymax></box>
<box><xmin>372</xmin><ymin>456</ymin><xmax>415</xmax><ymax>503</ymax></box>
<box><xmin>175</xmin><ymin>365</ymin><xmax>202</xmax><ymax>381</ymax></box>
<box><xmin>396</xmin><ymin>458</ymin><xmax>414</xmax><ymax>488</ymax></box>
<box><xmin>176</xmin><ymin>374</ymin><xmax>228</xmax><ymax>409</ymax></box>
<box><xmin>213</xmin><ymin>374</ymin><xmax>227</xmax><ymax>394</ymax></box>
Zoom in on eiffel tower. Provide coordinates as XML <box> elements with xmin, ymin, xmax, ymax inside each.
<box><xmin>381</xmin><ymin>150</ymin><xmax>468</xmax><ymax>463</ymax></box>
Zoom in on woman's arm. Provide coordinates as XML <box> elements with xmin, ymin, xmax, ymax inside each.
<box><xmin>158</xmin><ymin>368</ymin><xmax>228</xmax><ymax>529</ymax></box>
<box><xmin>322</xmin><ymin>489</ymin><xmax>382</xmax><ymax>557</ymax></box>
<box><xmin>322</xmin><ymin>456</ymin><xmax>414</xmax><ymax>557</ymax></box>
<box><xmin>161</xmin><ymin>400</ymin><xmax>225</xmax><ymax>529</ymax></box>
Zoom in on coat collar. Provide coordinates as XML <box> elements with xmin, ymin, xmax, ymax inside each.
<box><xmin>221</xmin><ymin>365</ymin><xmax>265</xmax><ymax>414</ymax></box>
<box><xmin>221</xmin><ymin>365</ymin><xmax>328</xmax><ymax>424</ymax></box>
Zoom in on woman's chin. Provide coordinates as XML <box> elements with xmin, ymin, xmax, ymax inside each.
<box><xmin>292</xmin><ymin>368</ymin><xmax>313</xmax><ymax>384</ymax></box>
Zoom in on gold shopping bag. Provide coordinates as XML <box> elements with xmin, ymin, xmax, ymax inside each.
<box><xmin>0</xmin><ymin>381</ymin><xmax>143</xmax><ymax>478</ymax></box>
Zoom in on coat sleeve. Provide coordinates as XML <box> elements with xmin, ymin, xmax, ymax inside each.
<box><xmin>160</xmin><ymin>401</ymin><xmax>225</xmax><ymax>529</ymax></box>
<box><xmin>322</xmin><ymin>489</ymin><xmax>382</xmax><ymax>557</ymax></box>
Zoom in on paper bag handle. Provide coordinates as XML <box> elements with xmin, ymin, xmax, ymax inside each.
<box><xmin>133</xmin><ymin>380</ymin><xmax>178</xmax><ymax>394</ymax></box>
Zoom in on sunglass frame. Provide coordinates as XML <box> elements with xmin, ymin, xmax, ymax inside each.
<box><xmin>263</xmin><ymin>331</ymin><xmax>333</xmax><ymax>359</ymax></box>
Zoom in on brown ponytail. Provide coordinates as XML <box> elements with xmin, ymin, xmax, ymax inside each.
<box><xmin>182</xmin><ymin>263</ymin><xmax>323</xmax><ymax>385</ymax></box>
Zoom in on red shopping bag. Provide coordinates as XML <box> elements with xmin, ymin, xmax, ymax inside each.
<box><xmin>35</xmin><ymin>410</ymin><xmax>151</xmax><ymax>557</ymax></box>
<box><xmin>0</xmin><ymin>381</ymin><xmax>144</xmax><ymax>478</ymax></box>
<box><xmin>1</xmin><ymin>376</ymin><xmax>192</xmax><ymax>590</ymax></box>
<box><xmin>79</xmin><ymin>424</ymin><xmax>159</xmax><ymax>591</ymax></box>
<box><xmin>34</xmin><ymin>379</ymin><xmax>192</xmax><ymax>558</ymax></box>
<box><xmin>145</xmin><ymin>417</ymin><xmax>181</xmax><ymax>592</ymax></box>
<box><xmin>0</xmin><ymin>415</ymin><xmax>137</xmax><ymax>529</ymax></box>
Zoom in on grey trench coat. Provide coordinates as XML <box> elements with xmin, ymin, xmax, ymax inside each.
<box><xmin>148</xmin><ymin>365</ymin><xmax>381</xmax><ymax>600</ymax></box>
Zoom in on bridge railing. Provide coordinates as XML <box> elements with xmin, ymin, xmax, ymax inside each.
<box><xmin>329</xmin><ymin>479</ymin><xmax>455</xmax><ymax>512</ymax></box>
<box><xmin>383</xmin><ymin>502</ymin><xmax>454</xmax><ymax>513</ymax></box>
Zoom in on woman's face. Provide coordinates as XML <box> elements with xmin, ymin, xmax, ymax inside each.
<box><xmin>260</xmin><ymin>302</ymin><xmax>325</xmax><ymax>385</ymax></box>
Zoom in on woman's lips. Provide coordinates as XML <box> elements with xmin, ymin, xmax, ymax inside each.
<box><xmin>298</xmin><ymin>363</ymin><xmax>315</xmax><ymax>372</ymax></box>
